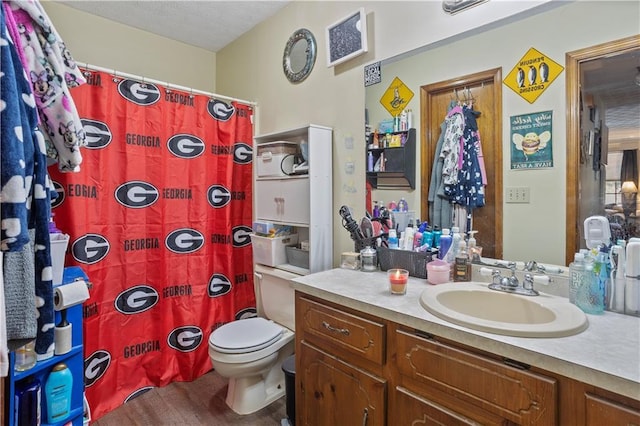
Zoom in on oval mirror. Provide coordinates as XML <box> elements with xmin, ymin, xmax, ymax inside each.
<box><xmin>283</xmin><ymin>28</ymin><xmax>317</xmax><ymax>83</ymax></box>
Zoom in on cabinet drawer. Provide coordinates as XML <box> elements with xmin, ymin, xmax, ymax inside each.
<box><xmin>395</xmin><ymin>329</ymin><xmax>557</xmax><ymax>425</ymax></box>
<box><xmin>298</xmin><ymin>296</ymin><xmax>385</xmax><ymax>365</ymax></box>
<box><xmin>585</xmin><ymin>393</ymin><xmax>640</xmax><ymax>425</ymax></box>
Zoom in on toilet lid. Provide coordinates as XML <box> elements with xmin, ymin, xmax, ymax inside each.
<box><xmin>209</xmin><ymin>317</ymin><xmax>284</xmax><ymax>354</ymax></box>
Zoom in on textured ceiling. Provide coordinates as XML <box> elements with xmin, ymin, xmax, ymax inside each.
<box><xmin>57</xmin><ymin>0</ymin><xmax>291</xmax><ymax>53</ymax></box>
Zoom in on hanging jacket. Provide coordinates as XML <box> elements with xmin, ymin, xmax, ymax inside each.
<box><xmin>6</xmin><ymin>0</ymin><xmax>87</xmax><ymax>172</ymax></box>
<box><xmin>447</xmin><ymin>105</ymin><xmax>486</xmax><ymax>208</ymax></box>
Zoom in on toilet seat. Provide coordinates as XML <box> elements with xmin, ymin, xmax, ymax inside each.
<box><xmin>209</xmin><ymin>317</ymin><xmax>284</xmax><ymax>354</ymax></box>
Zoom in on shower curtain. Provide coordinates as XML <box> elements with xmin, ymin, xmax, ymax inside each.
<box><xmin>48</xmin><ymin>68</ymin><xmax>255</xmax><ymax>420</ymax></box>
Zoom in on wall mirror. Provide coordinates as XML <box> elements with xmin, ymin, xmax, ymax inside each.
<box><xmin>365</xmin><ymin>8</ymin><xmax>639</xmax><ymax>267</ymax></box>
<box><xmin>283</xmin><ymin>28</ymin><xmax>317</xmax><ymax>83</ymax></box>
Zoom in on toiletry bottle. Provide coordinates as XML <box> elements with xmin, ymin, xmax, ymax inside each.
<box><xmin>432</xmin><ymin>226</ymin><xmax>442</xmax><ymax>249</ymax></box>
<box><xmin>388</xmin><ymin>200</ymin><xmax>397</xmax><ymax>211</ymax></box>
<box><xmin>576</xmin><ymin>247</ymin><xmax>606</xmax><ymax>314</ymax></box>
<box><xmin>15</xmin><ymin>376</ymin><xmax>41</xmax><ymax>426</ymax></box>
<box><xmin>372</xmin><ymin>201</ymin><xmax>380</xmax><ymax>218</ymax></box>
<box><xmin>438</xmin><ymin>228</ymin><xmax>452</xmax><ymax>260</ymax></box>
<box><xmin>45</xmin><ymin>363</ymin><xmax>73</xmax><ymax>424</ymax></box>
<box><xmin>367</xmin><ymin>151</ymin><xmax>374</xmax><ymax>172</ymax></box>
<box><xmin>454</xmin><ymin>240</ymin><xmax>471</xmax><ymax>282</ymax></box>
<box><xmin>447</xmin><ymin>226</ymin><xmax>462</xmax><ymax>263</ymax></box>
<box><xmin>422</xmin><ymin>226</ymin><xmax>433</xmax><ymax>250</ymax></box>
<box><xmin>388</xmin><ymin>229</ymin><xmax>399</xmax><ymax>249</ymax></box>
<box><xmin>413</xmin><ymin>229</ymin><xmax>423</xmax><ymax>251</ymax></box>
<box><xmin>569</xmin><ymin>252</ymin><xmax>585</xmax><ymax>304</ymax></box>
<box><xmin>400</xmin><ymin>109</ymin><xmax>408</xmax><ymax>131</ymax></box>
<box><xmin>609</xmin><ymin>241</ymin><xmax>625</xmax><ymax>313</ymax></box>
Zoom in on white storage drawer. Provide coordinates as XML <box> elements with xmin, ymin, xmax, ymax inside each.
<box><xmin>255</xmin><ymin>178</ymin><xmax>309</xmax><ymax>224</ymax></box>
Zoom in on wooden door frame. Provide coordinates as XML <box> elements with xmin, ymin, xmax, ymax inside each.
<box><xmin>565</xmin><ymin>35</ymin><xmax>640</xmax><ymax>266</ymax></box>
<box><xmin>420</xmin><ymin>67</ymin><xmax>503</xmax><ymax>259</ymax></box>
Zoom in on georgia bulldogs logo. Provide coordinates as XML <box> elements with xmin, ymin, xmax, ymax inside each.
<box><xmin>124</xmin><ymin>387</ymin><xmax>155</xmax><ymax>403</ymax></box>
<box><xmin>233</xmin><ymin>143</ymin><xmax>253</xmax><ymax>164</ymax></box>
<box><xmin>167</xmin><ymin>134</ymin><xmax>205</xmax><ymax>159</ymax></box>
<box><xmin>232</xmin><ymin>226</ymin><xmax>253</xmax><ymax>248</ymax></box>
<box><xmin>72</xmin><ymin>234</ymin><xmax>110</xmax><ymax>264</ymax></box>
<box><xmin>115</xmin><ymin>285</ymin><xmax>159</xmax><ymax>315</ymax></box>
<box><xmin>115</xmin><ymin>181</ymin><xmax>159</xmax><ymax>208</ymax></box>
<box><xmin>235</xmin><ymin>307</ymin><xmax>257</xmax><ymax>320</ymax></box>
<box><xmin>81</xmin><ymin>118</ymin><xmax>112</xmax><ymax>149</ymax></box>
<box><xmin>165</xmin><ymin>228</ymin><xmax>204</xmax><ymax>254</ymax></box>
<box><xmin>118</xmin><ymin>79</ymin><xmax>161</xmax><ymax>106</ymax></box>
<box><xmin>51</xmin><ymin>181</ymin><xmax>65</xmax><ymax>209</ymax></box>
<box><xmin>167</xmin><ymin>326</ymin><xmax>203</xmax><ymax>352</ymax></box>
<box><xmin>207</xmin><ymin>185</ymin><xmax>231</xmax><ymax>208</ymax></box>
<box><xmin>208</xmin><ymin>274</ymin><xmax>232</xmax><ymax>297</ymax></box>
<box><xmin>207</xmin><ymin>99</ymin><xmax>235</xmax><ymax>121</ymax></box>
<box><xmin>85</xmin><ymin>350</ymin><xmax>111</xmax><ymax>387</ymax></box>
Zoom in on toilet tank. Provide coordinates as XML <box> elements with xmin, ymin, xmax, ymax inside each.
<box><xmin>254</xmin><ymin>264</ymin><xmax>297</xmax><ymax>331</ymax></box>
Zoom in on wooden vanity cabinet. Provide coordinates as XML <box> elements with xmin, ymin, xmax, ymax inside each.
<box><xmin>295</xmin><ymin>292</ymin><xmax>640</xmax><ymax>426</ymax></box>
<box><xmin>295</xmin><ymin>294</ymin><xmax>387</xmax><ymax>425</ymax></box>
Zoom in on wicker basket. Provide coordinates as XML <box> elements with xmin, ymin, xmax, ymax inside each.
<box><xmin>377</xmin><ymin>247</ymin><xmax>432</xmax><ymax>279</ymax></box>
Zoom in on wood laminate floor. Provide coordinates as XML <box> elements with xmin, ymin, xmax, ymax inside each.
<box><xmin>92</xmin><ymin>369</ymin><xmax>289</xmax><ymax>425</ymax></box>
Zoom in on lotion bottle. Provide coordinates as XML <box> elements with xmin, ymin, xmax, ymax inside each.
<box><xmin>45</xmin><ymin>363</ymin><xmax>73</xmax><ymax>424</ymax></box>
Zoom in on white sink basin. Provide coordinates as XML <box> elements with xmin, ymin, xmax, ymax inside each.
<box><xmin>420</xmin><ymin>282</ymin><xmax>589</xmax><ymax>337</ymax></box>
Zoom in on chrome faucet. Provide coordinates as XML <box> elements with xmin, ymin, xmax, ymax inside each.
<box><xmin>483</xmin><ymin>263</ymin><xmax>543</xmax><ymax>296</ymax></box>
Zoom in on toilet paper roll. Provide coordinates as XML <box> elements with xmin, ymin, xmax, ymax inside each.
<box><xmin>54</xmin><ymin>280</ymin><xmax>90</xmax><ymax>311</ymax></box>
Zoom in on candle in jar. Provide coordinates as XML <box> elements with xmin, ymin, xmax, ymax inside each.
<box><xmin>388</xmin><ymin>269</ymin><xmax>408</xmax><ymax>294</ymax></box>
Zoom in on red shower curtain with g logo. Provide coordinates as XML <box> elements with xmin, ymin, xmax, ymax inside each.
<box><xmin>48</xmin><ymin>69</ymin><xmax>255</xmax><ymax>420</ymax></box>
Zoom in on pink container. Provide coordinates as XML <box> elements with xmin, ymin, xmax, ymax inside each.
<box><xmin>427</xmin><ymin>259</ymin><xmax>450</xmax><ymax>285</ymax></box>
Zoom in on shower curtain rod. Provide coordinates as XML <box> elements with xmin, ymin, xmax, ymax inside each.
<box><xmin>82</xmin><ymin>63</ymin><xmax>257</xmax><ymax>107</ymax></box>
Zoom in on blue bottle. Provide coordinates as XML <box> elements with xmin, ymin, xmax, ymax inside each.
<box><xmin>45</xmin><ymin>363</ymin><xmax>73</xmax><ymax>424</ymax></box>
<box><xmin>14</xmin><ymin>377</ymin><xmax>41</xmax><ymax>426</ymax></box>
<box><xmin>438</xmin><ymin>228</ymin><xmax>452</xmax><ymax>260</ymax></box>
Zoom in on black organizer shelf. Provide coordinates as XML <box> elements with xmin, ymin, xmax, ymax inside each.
<box><xmin>366</xmin><ymin>128</ymin><xmax>416</xmax><ymax>189</ymax></box>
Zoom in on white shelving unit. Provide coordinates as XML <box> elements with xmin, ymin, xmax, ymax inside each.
<box><xmin>253</xmin><ymin>124</ymin><xmax>333</xmax><ymax>274</ymax></box>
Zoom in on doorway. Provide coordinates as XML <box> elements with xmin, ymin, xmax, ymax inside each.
<box><xmin>420</xmin><ymin>68</ymin><xmax>503</xmax><ymax>259</ymax></box>
<box><xmin>565</xmin><ymin>35</ymin><xmax>640</xmax><ymax>265</ymax></box>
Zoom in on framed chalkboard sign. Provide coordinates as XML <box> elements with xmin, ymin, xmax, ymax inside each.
<box><xmin>326</xmin><ymin>8</ymin><xmax>368</xmax><ymax>67</ymax></box>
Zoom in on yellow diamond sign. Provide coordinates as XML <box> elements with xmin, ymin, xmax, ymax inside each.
<box><xmin>504</xmin><ymin>47</ymin><xmax>564</xmax><ymax>104</ymax></box>
<box><xmin>380</xmin><ymin>77</ymin><xmax>414</xmax><ymax>116</ymax></box>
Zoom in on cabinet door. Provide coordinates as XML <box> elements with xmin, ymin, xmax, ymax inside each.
<box><xmin>255</xmin><ymin>179</ymin><xmax>309</xmax><ymax>224</ymax></box>
<box><xmin>298</xmin><ymin>341</ymin><xmax>386</xmax><ymax>426</ymax></box>
<box><xmin>394</xmin><ymin>386</ymin><xmax>505</xmax><ymax>426</ymax></box>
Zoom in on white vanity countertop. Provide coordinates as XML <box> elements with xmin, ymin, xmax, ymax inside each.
<box><xmin>292</xmin><ymin>268</ymin><xmax>640</xmax><ymax>401</ymax></box>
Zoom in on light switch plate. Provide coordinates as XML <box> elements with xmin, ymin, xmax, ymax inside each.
<box><xmin>506</xmin><ymin>187</ymin><xmax>530</xmax><ymax>203</ymax></box>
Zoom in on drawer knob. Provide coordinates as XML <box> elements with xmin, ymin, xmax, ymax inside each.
<box><xmin>322</xmin><ymin>321</ymin><xmax>350</xmax><ymax>336</ymax></box>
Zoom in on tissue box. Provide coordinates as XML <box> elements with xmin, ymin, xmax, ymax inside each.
<box><xmin>50</xmin><ymin>234</ymin><xmax>70</xmax><ymax>285</ymax></box>
<box><xmin>251</xmin><ymin>233</ymin><xmax>298</xmax><ymax>266</ymax></box>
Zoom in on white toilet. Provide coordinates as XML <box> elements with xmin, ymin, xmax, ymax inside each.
<box><xmin>208</xmin><ymin>264</ymin><xmax>296</xmax><ymax>415</ymax></box>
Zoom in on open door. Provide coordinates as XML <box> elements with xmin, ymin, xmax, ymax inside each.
<box><xmin>420</xmin><ymin>68</ymin><xmax>503</xmax><ymax>259</ymax></box>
